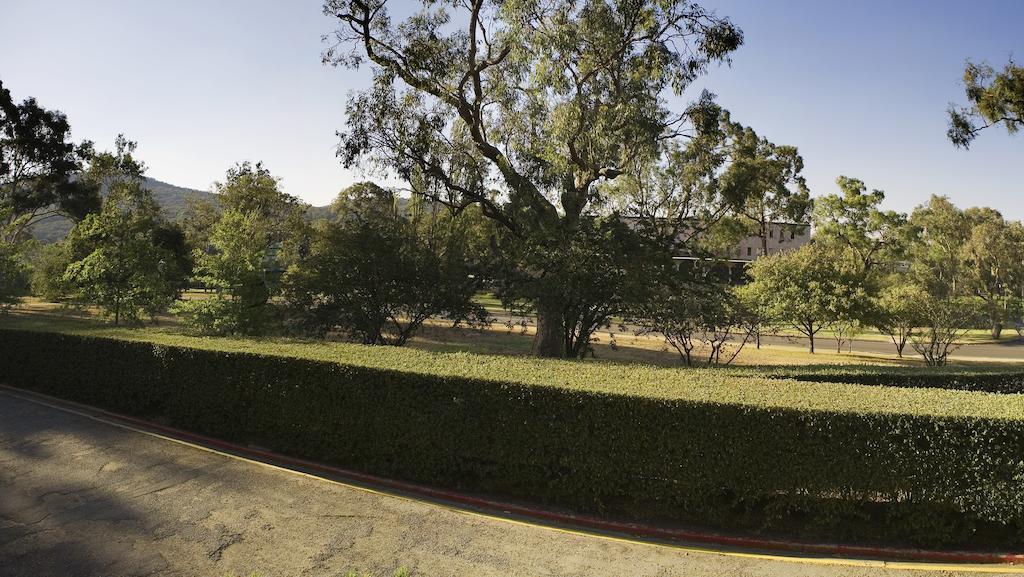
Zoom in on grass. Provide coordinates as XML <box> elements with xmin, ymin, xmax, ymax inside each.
<box><xmin>4</xmin><ymin>302</ymin><xmax>1024</xmax><ymax>421</ymax></box>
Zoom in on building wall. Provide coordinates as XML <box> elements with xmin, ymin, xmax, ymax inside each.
<box><xmin>730</xmin><ymin>222</ymin><xmax>811</xmax><ymax>260</ymax></box>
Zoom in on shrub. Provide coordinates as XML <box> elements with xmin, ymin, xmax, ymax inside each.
<box><xmin>2</xmin><ymin>328</ymin><xmax>1024</xmax><ymax>548</ymax></box>
<box><xmin>282</xmin><ymin>186</ymin><xmax>486</xmax><ymax>344</ymax></box>
<box><xmin>0</xmin><ymin>241</ymin><xmax>29</xmax><ymax>309</ymax></box>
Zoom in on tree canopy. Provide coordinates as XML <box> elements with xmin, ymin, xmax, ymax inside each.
<box><xmin>0</xmin><ymin>79</ymin><xmax>98</xmax><ymax>243</ymax></box>
<box><xmin>325</xmin><ymin>0</ymin><xmax>743</xmax><ymax>356</ymax></box>
<box><xmin>948</xmin><ymin>59</ymin><xmax>1024</xmax><ymax>148</ymax></box>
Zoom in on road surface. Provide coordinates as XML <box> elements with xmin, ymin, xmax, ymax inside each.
<box><xmin>0</xmin><ymin>389</ymin><xmax>1019</xmax><ymax>577</ymax></box>
<box><xmin>756</xmin><ymin>334</ymin><xmax>1024</xmax><ymax>360</ymax></box>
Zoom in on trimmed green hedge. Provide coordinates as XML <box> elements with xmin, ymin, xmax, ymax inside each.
<box><xmin>2</xmin><ymin>327</ymin><xmax>1024</xmax><ymax>548</ymax></box>
<box><xmin>747</xmin><ymin>365</ymin><xmax>1024</xmax><ymax>394</ymax></box>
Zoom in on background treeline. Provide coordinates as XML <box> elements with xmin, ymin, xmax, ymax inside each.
<box><xmin>2</xmin><ymin>69</ymin><xmax>1021</xmax><ymax>366</ymax></box>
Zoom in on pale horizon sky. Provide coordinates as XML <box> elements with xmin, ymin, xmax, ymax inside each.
<box><xmin>1</xmin><ymin>0</ymin><xmax>1021</xmax><ymax>217</ymax></box>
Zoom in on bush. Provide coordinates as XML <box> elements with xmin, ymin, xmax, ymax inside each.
<box><xmin>282</xmin><ymin>186</ymin><xmax>486</xmax><ymax>344</ymax></box>
<box><xmin>2</xmin><ymin>328</ymin><xmax>1024</xmax><ymax>548</ymax></box>
<box><xmin>0</xmin><ymin>241</ymin><xmax>30</xmax><ymax>309</ymax></box>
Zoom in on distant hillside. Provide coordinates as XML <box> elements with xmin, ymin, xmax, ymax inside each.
<box><xmin>30</xmin><ymin>177</ymin><xmax>333</xmax><ymax>243</ymax></box>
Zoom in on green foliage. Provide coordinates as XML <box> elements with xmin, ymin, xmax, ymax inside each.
<box><xmin>327</xmin><ymin>0</ymin><xmax>743</xmax><ymax>356</ymax></box>
<box><xmin>28</xmin><ymin>241</ymin><xmax>74</xmax><ymax>302</ymax></box>
<box><xmin>948</xmin><ymin>59</ymin><xmax>1024</xmax><ymax>148</ymax></box>
<box><xmin>496</xmin><ymin>214</ymin><xmax>665</xmax><ymax>358</ymax></box>
<box><xmin>63</xmin><ymin>168</ymin><xmax>181</xmax><ymax>325</ymax></box>
<box><xmin>871</xmin><ymin>282</ymin><xmax>927</xmax><ymax>358</ymax></box>
<box><xmin>4</xmin><ymin>327</ymin><xmax>1024</xmax><ymax>548</ymax></box>
<box><xmin>910</xmin><ymin>294</ymin><xmax>980</xmax><ymax>367</ymax></box>
<box><xmin>720</xmin><ymin>119</ymin><xmax>811</xmax><ymax>255</ymax></box>
<box><xmin>282</xmin><ymin>184</ymin><xmax>486</xmax><ymax>344</ymax></box>
<box><xmin>812</xmin><ymin>176</ymin><xmax>906</xmax><ymax>273</ymax></box>
<box><xmin>1</xmin><ymin>79</ymin><xmax>98</xmax><ymax>244</ymax></box>
<box><xmin>744</xmin><ymin>243</ymin><xmax>871</xmax><ymax>353</ymax></box>
<box><xmin>635</xmin><ymin>279</ymin><xmax>750</xmax><ymax>366</ymax></box>
<box><xmin>906</xmin><ymin>196</ymin><xmax>1024</xmax><ymax>339</ymax></box>
<box><xmin>0</xmin><ymin>240</ymin><xmax>29</xmax><ymax>308</ymax></box>
<box><xmin>174</xmin><ymin>163</ymin><xmax>306</xmax><ymax>335</ymax></box>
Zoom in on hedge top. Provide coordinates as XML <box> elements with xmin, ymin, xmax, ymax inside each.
<box><xmin>3</xmin><ymin>319</ymin><xmax>1024</xmax><ymax>421</ymax></box>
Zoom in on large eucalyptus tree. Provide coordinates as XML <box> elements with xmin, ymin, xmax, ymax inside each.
<box><xmin>323</xmin><ymin>0</ymin><xmax>743</xmax><ymax>356</ymax></box>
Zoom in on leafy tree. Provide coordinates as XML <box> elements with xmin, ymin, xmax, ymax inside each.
<box><xmin>948</xmin><ymin>59</ymin><xmax>1024</xmax><ymax>148</ymax></box>
<box><xmin>721</xmin><ymin>120</ymin><xmax>811</xmax><ymax>256</ymax></box>
<box><xmin>744</xmin><ymin>243</ymin><xmax>869</xmax><ymax>353</ymax></box>
<box><xmin>871</xmin><ymin>281</ymin><xmax>927</xmax><ymax>358</ymax></box>
<box><xmin>325</xmin><ymin>0</ymin><xmax>743</xmax><ymax>357</ymax></box>
<box><xmin>174</xmin><ymin>210</ymin><xmax>280</xmax><ymax>334</ymax></box>
<box><xmin>63</xmin><ymin>186</ymin><xmax>180</xmax><ymax>325</ymax></box>
<box><xmin>906</xmin><ymin>197</ymin><xmax>1024</xmax><ymax>339</ymax></box>
<box><xmin>637</xmin><ymin>279</ymin><xmax>749</xmax><ymax>365</ymax></box>
<box><xmin>910</xmin><ymin>295</ymin><xmax>979</xmax><ymax>366</ymax></box>
<box><xmin>283</xmin><ymin>183</ymin><xmax>487</xmax><ymax>344</ymax></box>
<box><xmin>1</xmin><ymin>80</ymin><xmax>98</xmax><ymax>243</ymax></box>
<box><xmin>29</xmin><ymin>241</ymin><xmax>74</xmax><ymax>302</ymax></box>
<box><xmin>812</xmin><ymin>176</ymin><xmax>906</xmax><ymax>273</ymax></box>
<box><xmin>61</xmin><ymin>138</ymin><xmax>180</xmax><ymax>324</ymax></box>
<box><xmin>905</xmin><ymin>195</ymin><xmax>970</xmax><ymax>298</ymax></box>
<box><xmin>960</xmin><ymin>209</ymin><xmax>1024</xmax><ymax>338</ymax></box>
<box><xmin>0</xmin><ymin>240</ymin><xmax>29</xmax><ymax>309</ymax></box>
<box><xmin>181</xmin><ymin>193</ymin><xmax>223</xmax><ymax>256</ymax></box>
<box><xmin>174</xmin><ymin>163</ymin><xmax>306</xmax><ymax>335</ymax></box>
<box><xmin>496</xmin><ymin>213</ymin><xmax>665</xmax><ymax>358</ymax></box>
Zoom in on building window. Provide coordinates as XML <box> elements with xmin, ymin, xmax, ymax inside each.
<box><xmin>746</xmin><ymin>246</ymin><xmax>752</xmax><ymax>256</ymax></box>
<box><xmin>769</xmin><ymin>229</ymin><xmax>774</xmax><ymax>238</ymax></box>
<box><xmin>790</xmin><ymin>231</ymin><xmax>795</xmax><ymax>240</ymax></box>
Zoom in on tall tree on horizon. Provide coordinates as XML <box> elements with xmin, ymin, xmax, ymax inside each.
<box><xmin>323</xmin><ymin>0</ymin><xmax>743</xmax><ymax>357</ymax></box>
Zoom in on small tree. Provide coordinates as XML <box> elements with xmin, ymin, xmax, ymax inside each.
<box><xmin>174</xmin><ymin>163</ymin><xmax>306</xmax><ymax>335</ymax></box>
<box><xmin>872</xmin><ymin>282</ymin><xmax>927</xmax><ymax>358</ymax></box>
<box><xmin>29</xmin><ymin>241</ymin><xmax>74</xmax><ymax>302</ymax></box>
<box><xmin>910</xmin><ymin>295</ymin><xmax>978</xmax><ymax>366</ymax></box>
<box><xmin>636</xmin><ymin>279</ymin><xmax>750</xmax><ymax>366</ymax></box>
<box><xmin>745</xmin><ymin>243</ymin><xmax>868</xmax><ymax>354</ymax></box>
<box><xmin>283</xmin><ymin>184</ymin><xmax>486</xmax><ymax>345</ymax></box>
<box><xmin>63</xmin><ymin>186</ymin><xmax>179</xmax><ymax>324</ymax></box>
<box><xmin>0</xmin><ymin>239</ymin><xmax>29</xmax><ymax>310</ymax></box>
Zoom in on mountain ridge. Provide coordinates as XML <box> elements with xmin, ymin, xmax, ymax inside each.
<box><xmin>30</xmin><ymin>177</ymin><xmax>333</xmax><ymax>243</ymax></box>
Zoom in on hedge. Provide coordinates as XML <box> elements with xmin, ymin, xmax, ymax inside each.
<box><xmin>745</xmin><ymin>365</ymin><xmax>1024</xmax><ymax>394</ymax></box>
<box><xmin>2</xmin><ymin>327</ymin><xmax>1024</xmax><ymax>548</ymax></box>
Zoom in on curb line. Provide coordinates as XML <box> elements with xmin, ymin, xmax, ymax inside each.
<box><xmin>3</xmin><ymin>384</ymin><xmax>1024</xmax><ymax>568</ymax></box>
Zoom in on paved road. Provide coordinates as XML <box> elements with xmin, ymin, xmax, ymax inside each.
<box><xmin>1</xmin><ymin>390</ymin><xmax>1019</xmax><ymax>577</ymax></box>
<box><xmin>756</xmin><ymin>334</ymin><xmax>1024</xmax><ymax>360</ymax></box>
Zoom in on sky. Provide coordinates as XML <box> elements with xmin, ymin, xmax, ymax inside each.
<box><xmin>1</xmin><ymin>0</ymin><xmax>1021</xmax><ymax>217</ymax></box>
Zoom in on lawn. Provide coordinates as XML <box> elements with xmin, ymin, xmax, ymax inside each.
<box><xmin>3</xmin><ymin>297</ymin><xmax>919</xmax><ymax>369</ymax></box>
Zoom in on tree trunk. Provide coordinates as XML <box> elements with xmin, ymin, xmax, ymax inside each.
<box><xmin>808</xmin><ymin>331</ymin><xmax>815</xmax><ymax>354</ymax></box>
<box><xmin>534</xmin><ymin>299</ymin><xmax>566</xmax><ymax>358</ymax></box>
<box><xmin>992</xmin><ymin>322</ymin><xmax>1003</xmax><ymax>340</ymax></box>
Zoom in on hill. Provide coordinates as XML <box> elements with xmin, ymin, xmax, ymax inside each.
<box><xmin>29</xmin><ymin>177</ymin><xmax>333</xmax><ymax>243</ymax></box>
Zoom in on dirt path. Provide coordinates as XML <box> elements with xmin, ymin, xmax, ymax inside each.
<box><xmin>0</xmin><ymin>389</ymin><xmax>1019</xmax><ymax>577</ymax></box>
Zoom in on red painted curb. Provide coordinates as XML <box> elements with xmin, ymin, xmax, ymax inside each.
<box><xmin>5</xmin><ymin>384</ymin><xmax>1024</xmax><ymax>566</ymax></box>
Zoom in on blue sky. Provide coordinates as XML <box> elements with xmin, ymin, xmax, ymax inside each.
<box><xmin>1</xmin><ymin>0</ymin><xmax>1021</xmax><ymax>217</ymax></box>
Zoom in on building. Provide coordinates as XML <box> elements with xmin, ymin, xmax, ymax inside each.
<box><xmin>672</xmin><ymin>221</ymin><xmax>811</xmax><ymax>284</ymax></box>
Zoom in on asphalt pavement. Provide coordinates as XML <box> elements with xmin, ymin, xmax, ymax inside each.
<box><xmin>0</xmin><ymin>389</ymin><xmax>1020</xmax><ymax>577</ymax></box>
